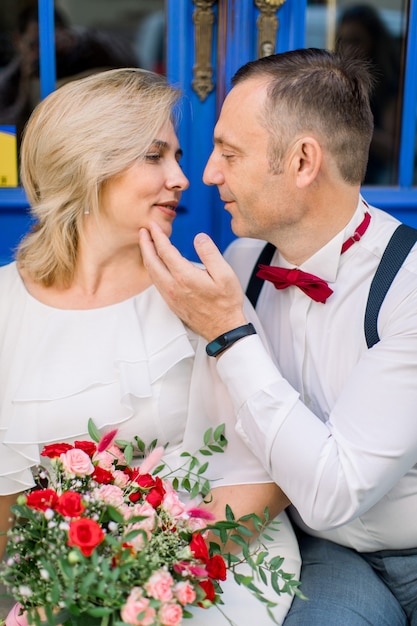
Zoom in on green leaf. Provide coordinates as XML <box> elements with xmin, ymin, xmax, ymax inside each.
<box><xmin>269</xmin><ymin>556</ymin><xmax>284</xmax><ymax>569</ymax></box>
<box><xmin>256</xmin><ymin>550</ymin><xmax>269</xmax><ymax>565</ymax></box>
<box><xmin>213</xmin><ymin>424</ymin><xmax>226</xmax><ymax>440</ymax></box>
<box><xmin>181</xmin><ymin>477</ymin><xmax>191</xmax><ymax>492</ymax></box>
<box><xmin>190</xmin><ymin>482</ymin><xmax>200</xmax><ymax>500</ymax></box>
<box><xmin>259</xmin><ymin>567</ymin><xmax>268</xmax><ymax>585</ymax></box>
<box><xmin>201</xmin><ymin>479</ymin><xmax>211</xmax><ymax>498</ymax></box>
<box><xmin>271</xmin><ymin>571</ymin><xmax>282</xmax><ymax>595</ymax></box>
<box><xmin>87</xmin><ymin>418</ymin><xmax>101</xmax><ymax>443</ymax></box>
<box><xmin>197</xmin><ymin>462</ymin><xmax>209</xmax><ymax>475</ymax></box>
<box><xmin>134</xmin><ymin>436</ymin><xmax>146</xmax><ymax>452</ymax></box>
<box><xmin>87</xmin><ymin>607</ymin><xmax>113</xmax><ymax>617</ymax></box>
<box><xmin>230</xmin><ymin>534</ymin><xmax>248</xmax><ymax>549</ymax></box>
<box><xmin>123</xmin><ymin>442</ymin><xmax>133</xmax><ymax>465</ymax></box>
<box><xmin>203</xmin><ymin>427</ymin><xmax>213</xmax><ymax>445</ymax></box>
<box><xmin>225</xmin><ymin>504</ymin><xmax>235</xmax><ymax>521</ymax></box>
<box><xmin>107</xmin><ymin>506</ymin><xmax>124</xmax><ymax>524</ymax></box>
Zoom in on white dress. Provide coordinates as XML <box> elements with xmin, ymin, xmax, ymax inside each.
<box><xmin>0</xmin><ymin>262</ymin><xmax>301</xmax><ymax>625</ymax></box>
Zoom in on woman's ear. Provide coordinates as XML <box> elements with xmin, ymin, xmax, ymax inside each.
<box><xmin>291</xmin><ymin>136</ymin><xmax>322</xmax><ymax>189</ymax></box>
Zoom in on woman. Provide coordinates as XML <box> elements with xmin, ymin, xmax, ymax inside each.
<box><xmin>0</xmin><ymin>68</ymin><xmax>300</xmax><ymax>624</ymax></box>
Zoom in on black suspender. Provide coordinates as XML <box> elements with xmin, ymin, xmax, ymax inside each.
<box><xmin>364</xmin><ymin>224</ymin><xmax>417</xmax><ymax>347</ymax></box>
<box><xmin>245</xmin><ymin>242</ymin><xmax>276</xmax><ymax>310</ymax></box>
<box><xmin>245</xmin><ymin>224</ymin><xmax>417</xmax><ymax>349</ymax></box>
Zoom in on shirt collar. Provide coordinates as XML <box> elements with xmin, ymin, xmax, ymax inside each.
<box><xmin>276</xmin><ymin>196</ymin><xmax>368</xmax><ymax>283</ymax></box>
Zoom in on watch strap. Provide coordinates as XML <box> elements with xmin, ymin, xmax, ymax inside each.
<box><xmin>205</xmin><ymin>323</ymin><xmax>257</xmax><ymax>357</ymax></box>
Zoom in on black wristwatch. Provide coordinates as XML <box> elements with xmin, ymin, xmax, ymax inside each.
<box><xmin>205</xmin><ymin>323</ymin><xmax>257</xmax><ymax>357</ymax></box>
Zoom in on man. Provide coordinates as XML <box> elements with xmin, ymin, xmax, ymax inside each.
<box><xmin>139</xmin><ymin>48</ymin><xmax>417</xmax><ymax>624</ymax></box>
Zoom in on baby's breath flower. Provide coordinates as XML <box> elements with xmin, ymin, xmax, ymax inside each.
<box><xmin>39</xmin><ymin>569</ymin><xmax>50</xmax><ymax>580</ymax></box>
<box><xmin>18</xmin><ymin>586</ymin><xmax>32</xmax><ymax>597</ymax></box>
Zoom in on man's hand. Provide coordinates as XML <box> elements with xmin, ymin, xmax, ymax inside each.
<box><xmin>139</xmin><ymin>222</ymin><xmax>247</xmax><ymax>341</ymax></box>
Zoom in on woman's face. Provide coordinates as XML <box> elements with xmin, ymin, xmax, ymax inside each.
<box><xmin>99</xmin><ymin>121</ymin><xmax>189</xmax><ymax>242</ymax></box>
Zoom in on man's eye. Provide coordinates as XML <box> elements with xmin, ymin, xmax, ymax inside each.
<box><xmin>221</xmin><ymin>153</ymin><xmax>234</xmax><ymax>160</ymax></box>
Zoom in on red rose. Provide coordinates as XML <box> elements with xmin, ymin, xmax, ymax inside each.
<box><xmin>55</xmin><ymin>491</ymin><xmax>85</xmax><ymax>518</ymax></box>
<box><xmin>26</xmin><ymin>489</ymin><xmax>59</xmax><ymax>511</ymax></box>
<box><xmin>41</xmin><ymin>443</ymin><xmax>73</xmax><ymax>458</ymax></box>
<box><xmin>145</xmin><ymin>476</ymin><xmax>165</xmax><ymax>508</ymax></box>
<box><xmin>67</xmin><ymin>518</ymin><xmax>104</xmax><ymax>556</ymax></box>
<box><xmin>130</xmin><ymin>471</ymin><xmax>155</xmax><ymax>489</ymax></box>
<box><xmin>206</xmin><ymin>554</ymin><xmax>227</xmax><ymax>581</ymax></box>
<box><xmin>74</xmin><ymin>440</ymin><xmax>97</xmax><ymax>458</ymax></box>
<box><xmin>198</xmin><ymin>579</ymin><xmax>215</xmax><ymax>603</ymax></box>
<box><xmin>128</xmin><ymin>491</ymin><xmax>142</xmax><ymax>503</ymax></box>
<box><xmin>190</xmin><ymin>533</ymin><xmax>209</xmax><ymax>562</ymax></box>
<box><xmin>91</xmin><ymin>466</ymin><xmax>114</xmax><ymax>484</ymax></box>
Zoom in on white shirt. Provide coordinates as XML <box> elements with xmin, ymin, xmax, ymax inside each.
<box><xmin>220</xmin><ymin>197</ymin><xmax>417</xmax><ymax>552</ymax></box>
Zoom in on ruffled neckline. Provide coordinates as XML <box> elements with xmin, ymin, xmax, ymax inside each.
<box><xmin>1</xmin><ymin>264</ymin><xmax>195</xmax><ymax>493</ymax></box>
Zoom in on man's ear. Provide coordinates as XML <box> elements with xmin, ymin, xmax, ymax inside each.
<box><xmin>291</xmin><ymin>136</ymin><xmax>322</xmax><ymax>189</ymax></box>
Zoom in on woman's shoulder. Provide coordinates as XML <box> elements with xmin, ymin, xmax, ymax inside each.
<box><xmin>0</xmin><ymin>261</ymin><xmax>21</xmax><ymax>295</ymax></box>
<box><xmin>0</xmin><ymin>261</ymin><xmax>26</xmax><ymax>317</ymax></box>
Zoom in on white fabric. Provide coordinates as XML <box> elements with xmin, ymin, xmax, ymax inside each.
<box><xmin>221</xmin><ymin>197</ymin><xmax>417</xmax><ymax>553</ymax></box>
<box><xmin>0</xmin><ymin>263</ymin><xmax>300</xmax><ymax>624</ymax></box>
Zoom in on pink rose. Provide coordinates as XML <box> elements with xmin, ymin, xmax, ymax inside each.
<box><xmin>94</xmin><ymin>484</ymin><xmax>124</xmax><ymax>507</ymax></box>
<box><xmin>158</xmin><ymin>602</ymin><xmax>183</xmax><ymax>626</ymax></box>
<box><xmin>144</xmin><ymin>569</ymin><xmax>174</xmax><ymax>602</ymax></box>
<box><xmin>162</xmin><ymin>484</ymin><xmax>186</xmax><ymax>519</ymax></box>
<box><xmin>121</xmin><ymin>588</ymin><xmax>156</xmax><ymax>626</ymax></box>
<box><xmin>173</xmin><ymin>581</ymin><xmax>196</xmax><ymax>606</ymax></box>
<box><xmin>107</xmin><ymin>443</ymin><xmax>126</xmax><ymax>465</ymax></box>
<box><xmin>93</xmin><ymin>450</ymin><xmax>115</xmax><ymax>470</ymax></box>
<box><xmin>129</xmin><ymin>502</ymin><xmax>156</xmax><ymax>528</ymax></box>
<box><xmin>60</xmin><ymin>448</ymin><xmax>94</xmax><ymax>477</ymax></box>
<box><xmin>6</xmin><ymin>603</ymin><xmax>29</xmax><ymax>626</ymax></box>
<box><xmin>113</xmin><ymin>469</ymin><xmax>130</xmax><ymax>488</ymax></box>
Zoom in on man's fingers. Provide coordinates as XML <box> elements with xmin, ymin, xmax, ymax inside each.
<box><xmin>138</xmin><ymin>227</ymin><xmax>170</xmax><ymax>277</ymax></box>
<box><xmin>192</xmin><ymin>232</ymin><xmax>224</xmax><ymax>277</ymax></box>
<box><xmin>144</xmin><ymin>222</ymin><xmax>196</xmax><ymax>275</ymax></box>
<box><xmin>139</xmin><ymin>224</ymin><xmax>208</xmax><ymax>294</ymax></box>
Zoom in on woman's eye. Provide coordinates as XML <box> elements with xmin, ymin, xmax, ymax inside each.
<box><xmin>145</xmin><ymin>153</ymin><xmax>161</xmax><ymax>162</ymax></box>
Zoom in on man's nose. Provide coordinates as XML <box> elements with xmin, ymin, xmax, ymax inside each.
<box><xmin>203</xmin><ymin>152</ymin><xmax>223</xmax><ymax>186</ymax></box>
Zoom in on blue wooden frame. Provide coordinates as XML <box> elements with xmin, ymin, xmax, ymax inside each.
<box><xmin>1</xmin><ymin>0</ymin><xmax>416</xmax><ymax>266</ymax></box>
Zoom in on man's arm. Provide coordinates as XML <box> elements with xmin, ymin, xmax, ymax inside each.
<box><xmin>139</xmin><ymin>223</ymin><xmax>247</xmax><ymax>341</ymax></box>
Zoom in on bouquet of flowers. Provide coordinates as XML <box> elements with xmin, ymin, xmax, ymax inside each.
<box><xmin>0</xmin><ymin>420</ymin><xmax>303</xmax><ymax>626</ymax></box>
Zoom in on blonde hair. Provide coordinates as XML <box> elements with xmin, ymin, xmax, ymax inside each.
<box><xmin>17</xmin><ymin>68</ymin><xmax>180</xmax><ymax>287</ymax></box>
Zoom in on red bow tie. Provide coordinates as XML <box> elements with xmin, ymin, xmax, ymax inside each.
<box><xmin>256</xmin><ymin>266</ymin><xmax>333</xmax><ymax>303</ymax></box>
<box><xmin>257</xmin><ymin>211</ymin><xmax>371</xmax><ymax>304</ymax></box>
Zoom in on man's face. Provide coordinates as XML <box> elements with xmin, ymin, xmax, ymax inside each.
<box><xmin>203</xmin><ymin>77</ymin><xmax>294</xmax><ymax>241</ymax></box>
